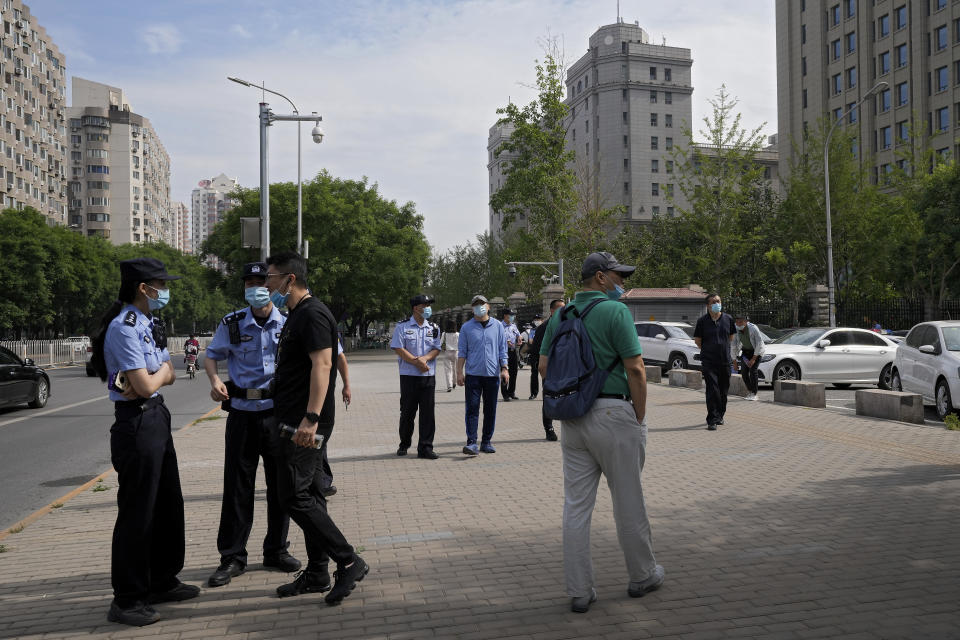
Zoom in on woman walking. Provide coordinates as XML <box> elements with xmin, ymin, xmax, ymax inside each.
<box><xmin>440</xmin><ymin>319</ymin><xmax>459</xmax><ymax>391</ymax></box>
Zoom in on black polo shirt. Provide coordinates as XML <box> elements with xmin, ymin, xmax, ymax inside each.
<box><xmin>273</xmin><ymin>295</ymin><xmax>338</xmax><ymax>427</ymax></box>
<box><xmin>693</xmin><ymin>312</ymin><xmax>736</xmax><ymax>366</ymax></box>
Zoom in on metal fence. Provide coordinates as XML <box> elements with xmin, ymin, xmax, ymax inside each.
<box><xmin>0</xmin><ymin>337</ymin><xmax>212</xmax><ymax>368</ymax></box>
<box><xmin>835</xmin><ymin>297</ymin><xmax>926</xmax><ymax>331</ymax></box>
<box><xmin>726</xmin><ymin>299</ymin><xmax>813</xmax><ymax>329</ymax></box>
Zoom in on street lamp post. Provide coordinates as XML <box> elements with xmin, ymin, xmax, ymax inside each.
<box><xmin>823</xmin><ymin>80</ymin><xmax>888</xmax><ymax>328</ymax></box>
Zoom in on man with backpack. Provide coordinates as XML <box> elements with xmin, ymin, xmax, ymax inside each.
<box><xmin>538</xmin><ymin>252</ymin><xmax>664</xmax><ymax>614</ymax></box>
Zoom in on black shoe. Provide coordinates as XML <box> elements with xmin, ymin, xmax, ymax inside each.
<box><xmin>545</xmin><ymin>428</ymin><xmax>558</xmax><ymax>442</ymax></box>
<box><xmin>277</xmin><ymin>568</ymin><xmax>331</xmax><ymax>597</ymax></box>
<box><xmin>707</xmin><ymin>424</ymin><xmax>717</xmax><ymax>431</ymax></box>
<box><xmin>325</xmin><ymin>557</ymin><xmax>369</xmax><ymax>605</ymax></box>
<box><xmin>147</xmin><ymin>581</ymin><xmax>200</xmax><ymax>603</ymax></box>
<box><xmin>502</xmin><ymin>396</ymin><xmax>511</xmax><ymax>402</ymax></box>
<box><xmin>208</xmin><ymin>559</ymin><xmax>245</xmax><ymax>587</ymax></box>
<box><xmin>263</xmin><ymin>552</ymin><xmax>302</xmax><ymax>573</ymax></box>
<box><xmin>529</xmin><ymin>395</ymin><xmax>537</xmax><ymax>400</ymax></box>
<box><xmin>718</xmin><ymin>419</ymin><xmax>725</xmax><ymax>425</ymax></box>
<box><xmin>107</xmin><ymin>601</ymin><xmax>159</xmax><ymax>627</ymax></box>
<box><xmin>511</xmin><ymin>395</ymin><xmax>519</xmax><ymax>400</ymax></box>
<box><xmin>417</xmin><ymin>450</ymin><xmax>439</xmax><ymax>459</ymax></box>
<box><xmin>397</xmin><ymin>446</ymin><xmax>408</xmax><ymax>456</ymax></box>
<box><xmin>320</xmin><ymin>485</ymin><xmax>337</xmax><ymax>498</ymax></box>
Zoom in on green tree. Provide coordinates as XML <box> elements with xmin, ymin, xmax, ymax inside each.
<box><xmin>764</xmin><ymin>241</ymin><xmax>817</xmax><ymax>326</ymax></box>
<box><xmin>426</xmin><ymin>232</ymin><xmax>514</xmax><ymax>307</ymax></box>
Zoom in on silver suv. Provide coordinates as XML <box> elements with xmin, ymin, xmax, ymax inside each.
<box><xmin>891</xmin><ymin>321</ymin><xmax>960</xmax><ymax>420</ymax></box>
<box><xmin>634</xmin><ymin>321</ymin><xmax>701</xmax><ymax>371</ymax></box>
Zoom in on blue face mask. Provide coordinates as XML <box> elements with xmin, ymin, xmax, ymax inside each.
<box><xmin>245</xmin><ymin>286</ymin><xmax>271</xmax><ymax>309</ymax></box>
<box><xmin>710</xmin><ymin>302</ymin><xmax>722</xmax><ymax>313</ymax></box>
<box><xmin>473</xmin><ymin>304</ymin><xmax>486</xmax><ymax>317</ymax></box>
<box><xmin>269</xmin><ymin>277</ymin><xmax>292</xmax><ymax>308</ymax></box>
<box><xmin>146</xmin><ymin>285</ymin><xmax>169</xmax><ymax>311</ymax></box>
<box><xmin>422</xmin><ymin>307</ymin><xmax>432</xmax><ymax>319</ymax></box>
<box><xmin>607</xmin><ymin>284</ymin><xmax>625</xmax><ymax>301</ymax></box>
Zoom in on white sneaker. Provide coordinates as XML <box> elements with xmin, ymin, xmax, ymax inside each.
<box><xmin>748</xmin><ymin>393</ymin><xmax>758</xmax><ymax>401</ymax></box>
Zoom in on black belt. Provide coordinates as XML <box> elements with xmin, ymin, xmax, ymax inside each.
<box><xmin>226</xmin><ymin>380</ymin><xmax>272</xmax><ymax>400</ymax></box>
<box><xmin>598</xmin><ymin>393</ymin><xmax>630</xmax><ymax>401</ymax></box>
<box><xmin>116</xmin><ymin>394</ymin><xmax>164</xmax><ymax>410</ymax></box>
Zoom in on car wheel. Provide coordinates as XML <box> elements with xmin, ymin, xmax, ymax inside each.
<box><xmin>936</xmin><ymin>379</ymin><xmax>955</xmax><ymax>421</ymax></box>
<box><xmin>669</xmin><ymin>353</ymin><xmax>688</xmax><ymax>371</ymax></box>
<box><xmin>29</xmin><ymin>377</ymin><xmax>49</xmax><ymax>409</ymax></box>
<box><xmin>890</xmin><ymin>369</ymin><xmax>902</xmax><ymax>391</ymax></box>
<box><xmin>773</xmin><ymin>360</ymin><xmax>800</xmax><ymax>382</ymax></box>
<box><xmin>878</xmin><ymin>363</ymin><xmax>893</xmax><ymax>390</ymax></box>
<box><xmin>833</xmin><ymin>383</ymin><xmax>851</xmax><ymax>389</ymax></box>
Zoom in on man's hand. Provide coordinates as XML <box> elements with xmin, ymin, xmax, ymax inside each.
<box><xmin>500</xmin><ymin>368</ymin><xmax>509</xmax><ymax>385</ymax></box>
<box><xmin>415</xmin><ymin>357</ymin><xmax>430</xmax><ymax>373</ymax></box>
<box><xmin>209</xmin><ymin>376</ymin><xmax>229</xmax><ymax>402</ymax></box>
<box><xmin>294</xmin><ymin>418</ymin><xmax>319</xmax><ymax>448</ymax></box>
<box><xmin>456</xmin><ymin>371</ymin><xmax>465</xmax><ymax>387</ymax></box>
<box><xmin>163</xmin><ymin>361</ymin><xmax>177</xmax><ymax>385</ymax></box>
<box><xmin>342</xmin><ymin>384</ymin><xmax>352</xmax><ymax>406</ymax></box>
<box><xmin>749</xmin><ymin>356</ymin><xmax>757</xmax><ymax>367</ymax></box>
<box><xmin>120</xmin><ymin>384</ymin><xmax>140</xmax><ymax>400</ymax></box>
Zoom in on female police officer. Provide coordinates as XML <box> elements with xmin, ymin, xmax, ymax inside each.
<box><xmin>91</xmin><ymin>257</ymin><xmax>200</xmax><ymax>626</ymax></box>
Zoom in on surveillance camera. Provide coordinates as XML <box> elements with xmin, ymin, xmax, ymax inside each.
<box><xmin>311</xmin><ymin>124</ymin><xmax>324</xmax><ymax>144</ymax></box>
<box><xmin>507</xmin><ymin>264</ymin><xmax>517</xmax><ymax>277</ymax></box>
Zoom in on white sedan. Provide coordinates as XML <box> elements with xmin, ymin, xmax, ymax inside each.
<box><xmin>757</xmin><ymin>327</ymin><xmax>897</xmax><ymax>389</ymax></box>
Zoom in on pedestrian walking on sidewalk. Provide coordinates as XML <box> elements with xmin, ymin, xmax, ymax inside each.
<box><xmin>538</xmin><ymin>252</ymin><xmax>664</xmax><ymax>613</ymax></box>
<box><xmin>731</xmin><ymin>313</ymin><xmax>764</xmax><ymax>401</ymax></box>
<box><xmin>390</xmin><ymin>294</ymin><xmax>443</xmax><ymax>459</ymax></box>
<box><xmin>91</xmin><ymin>257</ymin><xmax>200</xmax><ymax>627</ymax></box>
<box><xmin>456</xmin><ymin>294</ymin><xmax>508</xmax><ymax>455</ymax></box>
<box><xmin>694</xmin><ymin>293</ymin><xmax>737</xmax><ymax>430</ymax></box>
<box><xmin>500</xmin><ymin>308</ymin><xmax>522</xmax><ymax>401</ymax></box>
<box><xmin>525</xmin><ymin>314</ymin><xmax>543</xmax><ymax>400</ymax></box>
<box><xmin>530</xmin><ymin>300</ymin><xmax>564</xmax><ymax>440</ymax></box>
<box><xmin>203</xmin><ymin>262</ymin><xmax>301</xmax><ymax>588</ymax></box>
<box><xmin>439</xmin><ymin>319</ymin><xmax>459</xmax><ymax>392</ymax></box>
<box><xmin>265</xmin><ymin>252</ymin><xmax>369</xmax><ymax>605</ymax></box>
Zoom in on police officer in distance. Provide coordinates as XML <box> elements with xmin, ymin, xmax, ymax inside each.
<box><xmin>500</xmin><ymin>308</ymin><xmax>522</xmax><ymax>401</ymax></box>
<box><xmin>91</xmin><ymin>257</ymin><xmax>199</xmax><ymax>627</ymax></box>
<box><xmin>390</xmin><ymin>294</ymin><xmax>443</xmax><ymax>459</ymax></box>
<box><xmin>204</xmin><ymin>262</ymin><xmax>301</xmax><ymax>587</ymax></box>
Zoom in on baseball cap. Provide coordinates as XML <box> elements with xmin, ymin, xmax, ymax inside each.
<box><xmin>120</xmin><ymin>257</ymin><xmax>181</xmax><ymax>284</ymax></box>
<box><xmin>581</xmin><ymin>251</ymin><xmax>636</xmax><ymax>280</ymax></box>
<box><xmin>242</xmin><ymin>262</ymin><xmax>268</xmax><ymax>279</ymax></box>
<box><xmin>410</xmin><ymin>294</ymin><xmax>435</xmax><ymax>307</ymax></box>
<box><xmin>471</xmin><ymin>294</ymin><xmax>488</xmax><ymax>305</ymax></box>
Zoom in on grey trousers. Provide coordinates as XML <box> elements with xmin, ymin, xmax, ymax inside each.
<box><xmin>561</xmin><ymin>398</ymin><xmax>658</xmax><ymax>597</ymax></box>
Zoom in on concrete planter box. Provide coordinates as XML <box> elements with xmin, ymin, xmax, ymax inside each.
<box><xmin>855</xmin><ymin>389</ymin><xmax>925</xmax><ymax>424</ymax></box>
<box><xmin>668</xmin><ymin>368</ymin><xmax>703</xmax><ymax>389</ymax></box>
<box><xmin>729</xmin><ymin>373</ymin><xmax>749</xmax><ymax>397</ymax></box>
<box><xmin>645</xmin><ymin>365</ymin><xmax>662</xmax><ymax>384</ymax></box>
<box><xmin>774</xmin><ymin>380</ymin><xmax>826</xmax><ymax>408</ymax></box>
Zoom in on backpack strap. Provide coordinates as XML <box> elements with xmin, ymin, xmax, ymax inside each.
<box><xmin>562</xmin><ymin>298</ymin><xmax>623</xmax><ymax>373</ymax></box>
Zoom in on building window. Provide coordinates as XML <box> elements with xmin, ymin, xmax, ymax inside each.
<box><xmin>878</xmin><ymin>88</ymin><xmax>891</xmax><ymax>111</ymax></box>
<box><xmin>847</xmin><ymin>66</ymin><xmax>857</xmax><ymax>88</ymax></box>
<box><xmin>652</xmin><ymin>206</ymin><xmax>660</xmax><ymax>215</ymax></box>
<box><xmin>955</xmin><ymin>60</ymin><xmax>960</xmax><ymax>85</ymax></box>
<box><xmin>585</xmin><ymin>142</ymin><xmax>589</xmax><ymax>155</ymax></box>
<box><xmin>895</xmin><ymin>5</ymin><xmax>907</xmax><ymax>30</ymax></box>
<box><xmin>896</xmin><ymin>81</ymin><xmax>909</xmax><ymax>105</ymax></box>
<box><xmin>878</xmin><ymin>14</ymin><xmax>890</xmax><ymax>38</ymax></box>
<box><xmin>649</xmin><ymin>90</ymin><xmax>657</xmax><ymax>103</ymax></box>
<box><xmin>897</xmin><ymin>120</ymin><xmax>909</xmax><ymax>141</ymax></box>
<box><xmin>649</xmin><ymin>66</ymin><xmax>657</xmax><ymax>80</ymax></box>
<box><xmin>651</xmin><ymin>136</ymin><xmax>658</xmax><ymax>150</ymax></box>
<box><xmin>650</xmin><ymin>113</ymin><xmax>658</xmax><ymax>126</ymax></box>
<box><xmin>665</xmin><ymin>137</ymin><xmax>673</xmax><ymax>150</ymax></box>
<box><xmin>651</xmin><ymin>182</ymin><xmax>659</xmax><ymax>196</ymax></box>
<box><xmin>832</xmin><ymin>39</ymin><xmax>841</xmax><ymax>59</ymax></box>
<box><xmin>831</xmin><ymin>4</ymin><xmax>840</xmax><ymax>26</ymax></box>
<box><xmin>832</xmin><ymin>73</ymin><xmax>842</xmax><ymax>95</ymax></box>
<box><xmin>572</xmin><ymin>129</ymin><xmax>576</xmax><ymax>141</ymax></box>
<box><xmin>585</xmin><ymin>119</ymin><xmax>589</xmax><ymax>133</ymax></box>
<box><xmin>623</xmin><ymin>111</ymin><xmax>628</xmax><ymax>124</ymax></box>
<box><xmin>935</xmin><ymin>0</ymin><xmax>947</xmax><ymax>11</ymax></box>
<box><xmin>665</xmin><ymin>92</ymin><xmax>672</xmax><ymax>104</ymax></box>
<box><xmin>879</xmin><ymin>51</ymin><xmax>890</xmax><ymax>75</ymax></box>
<box><xmin>936</xmin><ymin>66</ymin><xmax>948</xmax><ymax>92</ymax></box>
<box><xmin>624</xmin><ymin>181</ymin><xmax>630</xmax><ymax>193</ymax></box>
<box><xmin>802</xmin><ymin>56</ymin><xmax>807</xmax><ymax>76</ymax></box>
<box><xmin>845</xmin><ymin>0</ymin><xmax>854</xmax><ymax>18</ymax></box>
<box><xmin>623</xmin><ymin>135</ymin><xmax>629</xmax><ymax>148</ymax></box>
<box><xmin>895</xmin><ymin>44</ymin><xmax>907</xmax><ymax>68</ymax></box>
<box><xmin>87</xmin><ymin>197</ymin><xmax>110</xmax><ymax>207</ymax></box>
<box><xmin>848</xmin><ymin>103</ymin><xmax>858</xmax><ymax>123</ymax></box>
<box><xmin>665</xmin><ymin>114</ymin><xmax>673</xmax><ymax>128</ymax></box>
<box><xmin>935</xmin><ymin>25</ymin><xmax>948</xmax><ymax>51</ymax></box>
<box><xmin>801</xmin><ymin>24</ymin><xmax>806</xmax><ymax>44</ymax></box>
<box><xmin>651</xmin><ymin>159</ymin><xmax>659</xmax><ymax>173</ymax></box>
<box><xmin>834</xmin><ymin>107</ymin><xmax>843</xmax><ymax>122</ymax></box>
<box><xmin>666</xmin><ymin>160</ymin><xmax>674</xmax><ymax>174</ymax></box>
<box><xmin>803</xmin><ymin>88</ymin><xmax>808</xmax><ymax>108</ymax></box>
<box><xmin>667</xmin><ymin>207</ymin><xmax>675</xmax><ymax>215</ymax></box>
<box><xmin>937</xmin><ymin>106</ymin><xmax>949</xmax><ymax>131</ymax></box>
<box><xmin>664</xmin><ymin>68</ymin><xmax>672</xmax><ymax>82</ymax></box>
<box><xmin>846</xmin><ymin>31</ymin><xmax>856</xmax><ymax>53</ymax></box>
<box><xmin>665</xmin><ymin>184</ymin><xmax>674</xmax><ymax>197</ymax></box>
<box><xmin>880</xmin><ymin>126</ymin><xmax>892</xmax><ymax>149</ymax></box>
<box><xmin>623</xmin><ymin>158</ymin><xmax>629</xmax><ymax>171</ymax></box>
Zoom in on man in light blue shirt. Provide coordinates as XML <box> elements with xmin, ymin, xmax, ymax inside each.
<box><xmin>390</xmin><ymin>294</ymin><xmax>442</xmax><ymax>459</ymax></box>
<box><xmin>456</xmin><ymin>294</ymin><xmax>508</xmax><ymax>455</ymax></box>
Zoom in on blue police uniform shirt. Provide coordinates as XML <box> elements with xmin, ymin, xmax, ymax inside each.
<box><xmin>390</xmin><ymin>316</ymin><xmax>442</xmax><ymax>377</ymax></box>
<box><xmin>458</xmin><ymin>316</ymin><xmax>508</xmax><ymax>377</ymax></box>
<box><xmin>502</xmin><ymin>320</ymin><xmax>521</xmax><ymax>347</ymax></box>
<box><xmin>205</xmin><ymin>305</ymin><xmax>285</xmax><ymax>411</ymax></box>
<box><xmin>104</xmin><ymin>304</ymin><xmax>170</xmax><ymax>402</ymax></box>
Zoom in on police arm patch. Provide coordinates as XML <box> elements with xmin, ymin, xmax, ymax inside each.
<box><xmin>124</xmin><ymin>311</ymin><xmax>137</xmax><ymax>326</ymax></box>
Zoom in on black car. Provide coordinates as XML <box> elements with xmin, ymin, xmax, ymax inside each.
<box><xmin>0</xmin><ymin>345</ymin><xmax>50</xmax><ymax>409</ymax></box>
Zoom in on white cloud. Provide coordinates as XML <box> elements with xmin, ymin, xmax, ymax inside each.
<box><xmin>140</xmin><ymin>24</ymin><xmax>184</xmax><ymax>55</ymax></box>
<box><xmin>229</xmin><ymin>24</ymin><xmax>252</xmax><ymax>39</ymax></box>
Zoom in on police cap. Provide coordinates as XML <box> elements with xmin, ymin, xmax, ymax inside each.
<box><xmin>410</xmin><ymin>294</ymin><xmax>435</xmax><ymax>307</ymax></box>
<box><xmin>120</xmin><ymin>257</ymin><xmax>181</xmax><ymax>285</ymax></box>
<box><xmin>242</xmin><ymin>262</ymin><xmax>268</xmax><ymax>280</ymax></box>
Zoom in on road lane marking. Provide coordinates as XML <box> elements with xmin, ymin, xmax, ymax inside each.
<box><xmin>0</xmin><ymin>395</ymin><xmax>108</xmax><ymax>429</ymax></box>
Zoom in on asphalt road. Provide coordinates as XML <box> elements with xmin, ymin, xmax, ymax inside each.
<box><xmin>0</xmin><ymin>356</ymin><xmax>219</xmax><ymax>530</ymax></box>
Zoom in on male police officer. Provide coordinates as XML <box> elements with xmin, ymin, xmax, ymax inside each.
<box><xmin>203</xmin><ymin>262</ymin><xmax>301</xmax><ymax>587</ymax></box>
<box><xmin>390</xmin><ymin>294</ymin><xmax>442</xmax><ymax>459</ymax></box>
<box><xmin>501</xmin><ymin>308</ymin><xmax>522</xmax><ymax>401</ymax></box>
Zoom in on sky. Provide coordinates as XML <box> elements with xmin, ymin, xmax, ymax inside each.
<box><xmin>29</xmin><ymin>0</ymin><xmax>777</xmax><ymax>254</ymax></box>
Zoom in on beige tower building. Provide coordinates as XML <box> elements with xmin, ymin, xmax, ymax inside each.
<box><xmin>0</xmin><ymin>0</ymin><xmax>68</xmax><ymax>225</ymax></box>
<box><xmin>66</xmin><ymin>78</ymin><xmax>171</xmax><ymax>244</ymax></box>
<box><xmin>776</xmin><ymin>0</ymin><xmax>960</xmax><ymax>181</ymax></box>
<box><xmin>191</xmin><ymin>173</ymin><xmax>238</xmax><ymax>255</ymax></box>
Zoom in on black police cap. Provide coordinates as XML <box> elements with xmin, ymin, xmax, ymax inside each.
<box><xmin>410</xmin><ymin>294</ymin><xmax>435</xmax><ymax>307</ymax></box>
<box><xmin>242</xmin><ymin>262</ymin><xmax>268</xmax><ymax>279</ymax></box>
<box><xmin>120</xmin><ymin>257</ymin><xmax>181</xmax><ymax>285</ymax></box>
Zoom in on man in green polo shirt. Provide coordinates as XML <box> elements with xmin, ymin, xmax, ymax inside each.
<box><xmin>539</xmin><ymin>251</ymin><xmax>664</xmax><ymax>614</ymax></box>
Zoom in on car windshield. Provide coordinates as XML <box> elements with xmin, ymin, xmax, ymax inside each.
<box><xmin>943</xmin><ymin>327</ymin><xmax>960</xmax><ymax>351</ymax></box>
<box><xmin>665</xmin><ymin>326</ymin><xmax>691</xmax><ymax>340</ymax></box>
<box><xmin>772</xmin><ymin>328</ymin><xmax>827</xmax><ymax>345</ymax></box>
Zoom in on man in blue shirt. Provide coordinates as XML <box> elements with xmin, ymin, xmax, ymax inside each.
<box><xmin>500</xmin><ymin>308</ymin><xmax>522</xmax><ymax>401</ymax></box>
<box><xmin>390</xmin><ymin>294</ymin><xmax>442</xmax><ymax>459</ymax></box>
<box><xmin>456</xmin><ymin>294</ymin><xmax>508</xmax><ymax>455</ymax></box>
<box><xmin>203</xmin><ymin>262</ymin><xmax>301</xmax><ymax>587</ymax></box>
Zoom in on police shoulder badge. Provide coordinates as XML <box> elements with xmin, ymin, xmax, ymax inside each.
<box><xmin>123</xmin><ymin>311</ymin><xmax>137</xmax><ymax>326</ymax></box>
<box><xmin>240</xmin><ymin>334</ymin><xmax>254</xmax><ymax>342</ymax></box>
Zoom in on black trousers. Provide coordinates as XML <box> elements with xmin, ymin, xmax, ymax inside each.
<box><xmin>110</xmin><ymin>397</ymin><xmax>184</xmax><ymax>608</ymax></box>
<box><xmin>501</xmin><ymin>349</ymin><xmax>518</xmax><ymax>399</ymax></box>
<box><xmin>702</xmin><ymin>362</ymin><xmax>731</xmax><ymax>426</ymax></box>
<box><xmin>738</xmin><ymin>348</ymin><xmax>759</xmax><ymax>394</ymax></box>
<box><xmin>529</xmin><ymin>354</ymin><xmax>540</xmax><ymax>398</ymax></box>
<box><xmin>216</xmin><ymin>409</ymin><xmax>290</xmax><ymax>566</ymax></box>
<box><xmin>277</xmin><ymin>426</ymin><xmax>355</xmax><ymax>570</ymax></box>
<box><xmin>398</xmin><ymin>375</ymin><xmax>436</xmax><ymax>452</ymax></box>
<box><xmin>314</xmin><ymin>431</ymin><xmax>334</xmax><ymax>490</ymax></box>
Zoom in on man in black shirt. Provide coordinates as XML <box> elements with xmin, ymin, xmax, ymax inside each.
<box><xmin>266</xmin><ymin>252</ymin><xmax>368</xmax><ymax>605</ymax></box>
<box><xmin>530</xmin><ymin>299</ymin><xmax>564</xmax><ymax>441</ymax></box>
<box><xmin>693</xmin><ymin>293</ymin><xmax>736</xmax><ymax>431</ymax></box>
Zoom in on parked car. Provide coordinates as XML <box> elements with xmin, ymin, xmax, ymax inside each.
<box><xmin>755</xmin><ymin>324</ymin><xmax>791</xmax><ymax>342</ymax></box>
<box><xmin>756</xmin><ymin>327</ymin><xmax>897</xmax><ymax>389</ymax></box>
<box><xmin>635</xmin><ymin>321</ymin><xmax>701</xmax><ymax>371</ymax></box>
<box><xmin>890</xmin><ymin>321</ymin><xmax>960</xmax><ymax>421</ymax></box>
<box><xmin>0</xmin><ymin>345</ymin><xmax>50</xmax><ymax>409</ymax></box>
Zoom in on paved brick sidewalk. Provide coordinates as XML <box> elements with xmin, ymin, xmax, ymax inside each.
<box><xmin>1</xmin><ymin>352</ymin><xmax>959</xmax><ymax>639</ymax></box>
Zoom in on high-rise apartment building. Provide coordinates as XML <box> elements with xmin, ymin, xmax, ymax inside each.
<box><xmin>776</xmin><ymin>0</ymin><xmax>960</xmax><ymax>182</ymax></box>
<box><xmin>489</xmin><ymin>19</ymin><xmax>693</xmax><ymax>241</ymax></box>
<box><xmin>66</xmin><ymin>78</ymin><xmax>171</xmax><ymax>244</ymax></box>
<box><xmin>0</xmin><ymin>0</ymin><xmax>68</xmax><ymax>224</ymax></box>
<box><xmin>172</xmin><ymin>201</ymin><xmax>190</xmax><ymax>253</ymax></box>
<box><xmin>191</xmin><ymin>173</ymin><xmax>238</xmax><ymax>254</ymax></box>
